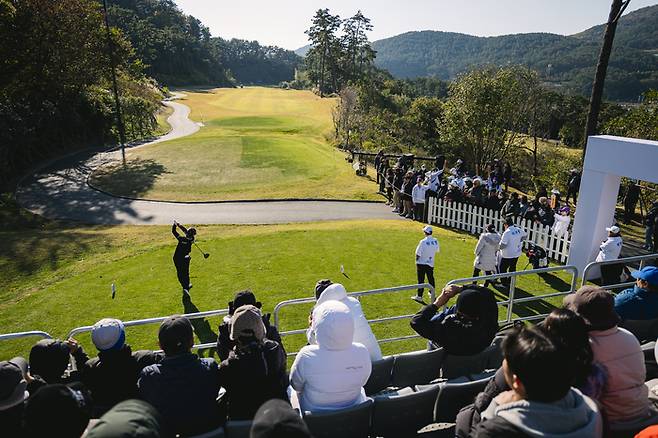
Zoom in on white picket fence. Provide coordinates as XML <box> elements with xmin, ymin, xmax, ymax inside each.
<box><xmin>427</xmin><ymin>197</ymin><xmax>571</xmax><ymax>264</ymax></box>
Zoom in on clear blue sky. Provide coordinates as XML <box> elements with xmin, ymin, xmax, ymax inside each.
<box><xmin>174</xmin><ymin>0</ymin><xmax>658</xmax><ymax>50</ymax></box>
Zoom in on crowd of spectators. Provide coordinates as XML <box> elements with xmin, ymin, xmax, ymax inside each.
<box><xmin>5</xmin><ymin>275</ymin><xmax>658</xmax><ymax>437</ymax></box>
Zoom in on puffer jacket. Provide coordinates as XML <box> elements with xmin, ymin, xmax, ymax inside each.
<box><xmin>552</xmin><ymin>213</ymin><xmax>571</xmax><ymax>239</ymax></box>
<box><xmin>290</xmin><ymin>300</ymin><xmax>371</xmax><ymax>413</ymax></box>
<box><xmin>589</xmin><ymin>326</ymin><xmax>649</xmax><ymax>423</ymax></box>
<box><xmin>474</xmin><ymin>232</ymin><xmax>501</xmax><ymax>272</ymax></box>
<box><xmin>310</xmin><ymin>283</ymin><xmax>382</xmax><ymax>361</ymax></box>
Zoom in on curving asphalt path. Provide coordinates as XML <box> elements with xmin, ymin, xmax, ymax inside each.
<box><xmin>16</xmin><ymin>94</ymin><xmax>392</xmax><ymax>225</ymax></box>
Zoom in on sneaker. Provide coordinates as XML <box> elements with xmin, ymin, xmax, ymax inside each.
<box><xmin>411</xmin><ymin>295</ymin><xmax>425</xmax><ymax>304</ymax></box>
<box><xmin>188</xmin><ymin>283</ymin><xmax>193</xmax><ymax>290</ymax></box>
<box><xmin>392</xmin><ymin>209</ymin><xmax>399</xmax><ymax>213</ymax></box>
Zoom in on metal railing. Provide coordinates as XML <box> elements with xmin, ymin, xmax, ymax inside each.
<box><xmin>446</xmin><ymin>265</ymin><xmax>580</xmax><ymax>324</ymax></box>
<box><xmin>0</xmin><ymin>331</ymin><xmax>52</xmax><ymax>343</ymax></box>
<box><xmin>581</xmin><ymin>253</ymin><xmax>658</xmax><ymax>291</ymax></box>
<box><xmin>273</xmin><ymin>283</ymin><xmax>436</xmax><ymax>356</ymax></box>
<box><xmin>67</xmin><ymin>308</ymin><xmax>228</xmax><ymax>352</ymax></box>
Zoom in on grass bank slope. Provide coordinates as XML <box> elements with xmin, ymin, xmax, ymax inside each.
<box><xmin>90</xmin><ymin>87</ymin><xmax>378</xmax><ymax>201</ymax></box>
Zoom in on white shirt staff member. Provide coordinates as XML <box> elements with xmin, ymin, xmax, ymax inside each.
<box><xmin>498</xmin><ymin>217</ymin><xmax>527</xmax><ymax>289</ymax></box>
<box><xmin>413</xmin><ymin>225</ymin><xmax>440</xmax><ymax>303</ymax></box>
<box><xmin>596</xmin><ymin>225</ymin><xmax>624</xmax><ymax>286</ymax></box>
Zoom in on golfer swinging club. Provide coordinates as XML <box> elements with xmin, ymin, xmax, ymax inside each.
<box><xmin>172</xmin><ymin>221</ymin><xmax>196</xmax><ymax>294</ymax></box>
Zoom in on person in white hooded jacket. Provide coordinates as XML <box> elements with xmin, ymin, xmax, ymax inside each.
<box><xmin>308</xmin><ymin>283</ymin><xmax>383</xmax><ymax>361</ymax></box>
<box><xmin>290</xmin><ymin>300</ymin><xmax>372</xmax><ymax>413</ymax></box>
<box><xmin>473</xmin><ymin>224</ymin><xmax>501</xmax><ymax>286</ymax></box>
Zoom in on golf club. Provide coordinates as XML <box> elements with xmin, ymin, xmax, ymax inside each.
<box><xmin>194</xmin><ymin>242</ymin><xmax>210</xmax><ymax>259</ymax></box>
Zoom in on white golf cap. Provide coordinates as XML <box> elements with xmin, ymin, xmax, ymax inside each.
<box><xmin>606</xmin><ymin>225</ymin><xmax>621</xmax><ymax>234</ymax></box>
<box><xmin>91</xmin><ymin>318</ymin><xmax>126</xmax><ymax>351</ymax></box>
<box><xmin>423</xmin><ymin>225</ymin><xmax>433</xmax><ymax>234</ymax></box>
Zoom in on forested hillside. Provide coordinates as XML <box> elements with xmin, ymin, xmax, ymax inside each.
<box><xmin>370</xmin><ymin>5</ymin><xmax>658</xmax><ymax>101</ymax></box>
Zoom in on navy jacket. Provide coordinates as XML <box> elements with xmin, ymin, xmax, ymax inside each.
<box><xmin>138</xmin><ymin>353</ymin><xmax>222</xmax><ymax>436</ymax></box>
<box><xmin>614</xmin><ymin>285</ymin><xmax>658</xmax><ymax>321</ymax></box>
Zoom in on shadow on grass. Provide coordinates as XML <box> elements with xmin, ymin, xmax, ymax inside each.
<box><xmin>182</xmin><ymin>294</ymin><xmax>218</xmax><ymax>358</ymax></box>
<box><xmin>493</xmin><ymin>285</ymin><xmax>558</xmax><ymax>321</ymax></box>
<box><xmin>90</xmin><ymin>158</ymin><xmax>169</xmax><ymax>198</ymax></box>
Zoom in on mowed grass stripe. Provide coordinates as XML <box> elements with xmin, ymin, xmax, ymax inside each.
<box><xmin>90</xmin><ymin>87</ymin><xmax>375</xmax><ymax>201</ymax></box>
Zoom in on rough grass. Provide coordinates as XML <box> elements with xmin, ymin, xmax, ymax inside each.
<box><xmin>0</xmin><ymin>218</ymin><xmax>574</xmax><ymax>361</ymax></box>
<box><xmin>89</xmin><ymin>87</ymin><xmax>378</xmax><ymax>201</ymax></box>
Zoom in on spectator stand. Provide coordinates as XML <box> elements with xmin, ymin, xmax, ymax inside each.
<box><xmin>273</xmin><ymin>283</ymin><xmax>436</xmax><ymax>357</ymax></box>
<box><xmin>445</xmin><ymin>266</ymin><xmax>579</xmax><ymax>324</ymax></box>
<box><xmin>582</xmin><ymin>253</ymin><xmax>658</xmax><ymax>291</ymax></box>
<box><xmin>0</xmin><ymin>330</ymin><xmax>52</xmax><ymax>344</ymax></box>
<box><xmin>427</xmin><ymin>196</ymin><xmax>572</xmax><ymax>264</ymax></box>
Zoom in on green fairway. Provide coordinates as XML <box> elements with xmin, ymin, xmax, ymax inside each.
<box><xmin>0</xmin><ymin>219</ymin><xmax>574</xmax><ymax>361</ymax></box>
<box><xmin>89</xmin><ymin>87</ymin><xmax>379</xmax><ymax>201</ymax></box>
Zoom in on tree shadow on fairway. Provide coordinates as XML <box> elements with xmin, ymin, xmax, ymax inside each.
<box><xmin>182</xmin><ymin>294</ymin><xmax>218</xmax><ymax>358</ymax></box>
<box><xmin>538</xmin><ymin>272</ymin><xmax>572</xmax><ymax>292</ymax></box>
<box><xmin>89</xmin><ymin>158</ymin><xmax>169</xmax><ymax>198</ymax></box>
<box><xmin>492</xmin><ymin>285</ymin><xmax>557</xmax><ymax>321</ymax></box>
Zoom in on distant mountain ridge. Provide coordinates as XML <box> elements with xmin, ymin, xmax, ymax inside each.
<box><xmin>296</xmin><ymin>5</ymin><xmax>658</xmax><ymax>100</ymax></box>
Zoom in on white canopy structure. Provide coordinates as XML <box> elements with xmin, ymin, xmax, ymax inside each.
<box><xmin>569</xmin><ymin>135</ymin><xmax>658</xmax><ymax>274</ymax></box>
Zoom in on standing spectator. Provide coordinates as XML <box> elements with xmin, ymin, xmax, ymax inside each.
<box><xmin>552</xmin><ymin>206</ymin><xmax>571</xmax><ymax>239</ymax></box>
<box><xmin>392</xmin><ymin>167</ymin><xmax>404</xmax><ymax>213</ymax></box>
<box><xmin>472</xmin><ymin>326</ymin><xmax>603</xmax><ymax>438</ymax></box>
<box><xmin>78</xmin><ymin>318</ymin><xmax>163</xmax><ymax>416</ymax></box>
<box><xmin>645</xmin><ymin>200</ymin><xmax>658</xmax><ymax>251</ymax></box>
<box><xmin>24</xmin><ymin>383</ymin><xmax>93</xmax><ymax>438</ymax></box>
<box><xmin>624</xmin><ymin>180</ymin><xmax>641</xmax><ymax>224</ymax></box>
<box><xmin>518</xmin><ymin>195</ymin><xmax>530</xmax><ymax>217</ymax></box>
<box><xmin>374</xmin><ymin>149</ymin><xmax>383</xmax><ymax>185</ymax></box>
<box><xmin>0</xmin><ymin>358</ymin><xmax>30</xmax><ymax>437</ymax></box>
<box><xmin>29</xmin><ymin>338</ymin><xmax>87</xmax><ymax>385</ymax></box>
<box><xmin>473</xmin><ymin>224</ymin><xmax>501</xmax><ymax>286</ymax></box>
<box><xmin>217</xmin><ymin>290</ymin><xmax>283</xmax><ymax>361</ymax></box>
<box><xmin>138</xmin><ymin>315</ymin><xmax>222</xmax><ymax>436</ymax></box>
<box><xmin>411</xmin><ymin>284</ymin><xmax>499</xmax><ymax>356</ymax></box>
<box><xmin>566</xmin><ymin>169</ymin><xmax>581</xmax><ymax>206</ymax></box>
<box><xmin>423</xmin><ymin>166</ymin><xmax>443</xmax><ymax>221</ymax></box>
<box><xmin>536</xmin><ymin>197</ymin><xmax>555</xmax><ymax>227</ymax></box>
<box><xmin>384</xmin><ymin>167</ymin><xmax>394</xmax><ymax>205</ymax></box>
<box><xmin>501</xmin><ymin>192</ymin><xmax>520</xmax><ymax>218</ymax></box>
<box><xmin>485</xmin><ymin>190</ymin><xmax>501</xmax><ymax>211</ymax></box>
<box><xmin>401</xmin><ymin>173</ymin><xmax>414</xmax><ymax>218</ymax></box>
<box><xmin>412</xmin><ymin>177</ymin><xmax>427</xmax><ymax>221</ymax></box>
<box><xmin>596</xmin><ymin>225</ymin><xmax>624</xmax><ymax>286</ymax></box>
<box><xmin>469</xmin><ymin>178</ymin><xmax>486</xmax><ymax>206</ymax></box>
<box><xmin>313</xmin><ymin>283</ymin><xmax>382</xmax><ymax>361</ymax></box>
<box><xmin>614</xmin><ymin>266</ymin><xmax>658</xmax><ymax>321</ymax></box>
<box><xmin>290</xmin><ymin>300</ymin><xmax>371</xmax><ymax>413</ymax></box>
<box><xmin>503</xmin><ymin>162</ymin><xmax>512</xmax><ymax>192</ymax></box>
<box><xmin>534</xmin><ymin>186</ymin><xmax>548</xmax><ymax>204</ymax></box>
<box><xmin>85</xmin><ymin>399</ymin><xmax>164</xmax><ymax>438</ymax></box>
<box><xmin>218</xmin><ymin>305</ymin><xmax>288</xmax><ymax>420</ymax></box>
<box><xmin>445</xmin><ymin>180</ymin><xmax>464</xmax><ymax>203</ymax></box>
<box><xmin>564</xmin><ymin>286</ymin><xmax>649</xmax><ymax>425</ymax></box>
<box><xmin>498</xmin><ymin>217</ymin><xmax>527</xmax><ymax>290</ymax></box>
<box><xmin>413</xmin><ymin>225</ymin><xmax>440</xmax><ymax>303</ymax></box>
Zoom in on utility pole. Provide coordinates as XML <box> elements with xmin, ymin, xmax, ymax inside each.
<box><xmin>582</xmin><ymin>0</ymin><xmax>631</xmax><ymax>161</ymax></box>
<box><xmin>102</xmin><ymin>0</ymin><xmax>127</xmax><ymax>165</ymax></box>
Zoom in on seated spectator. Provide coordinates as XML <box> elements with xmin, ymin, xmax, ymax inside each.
<box><xmin>472</xmin><ymin>224</ymin><xmax>501</xmax><ymax>287</ymax></box>
<box><xmin>469</xmin><ymin>177</ymin><xmax>486</xmax><ymax>206</ymax></box>
<box><xmin>564</xmin><ymin>286</ymin><xmax>650</xmax><ymax>424</ymax></box>
<box><xmin>614</xmin><ymin>266</ymin><xmax>658</xmax><ymax>321</ymax></box>
<box><xmin>75</xmin><ymin>318</ymin><xmax>162</xmax><ymax>416</ymax></box>
<box><xmin>311</xmin><ymin>283</ymin><xmax>383</xmax><ymax>361</ymax></box>
<box><xmin>29</xmin><ymin>338</ymin><xmax>86</xmax><ymax>385</ymax></box>
<box><xmin>138</xmin><ymin>315</ymin><xmax>222</xmax><ymax>436</ymax></box>
<box><xmin>410</xmin><ymin>284</ymin><xmax>499</xmax><ymax>356</ymax></box>
<box><xmin>218</xmin><ymin>305</ymin><xmax>288</xmax><ymax>420</ymax></box>
<box><xmin>290</xmin><ymin>300</ymin><xmax>371</xmax><ymax>413</ymax></box>
<box><xmin>250</xmin><ymin>399</ymin><xmax>312</xmax><ymax>438</ymax></box>
<box><xmin>445</xmin><ymin>180</ymin><xmax>464</xmax><ymax>203</ymax></box>
<box><xmin>473</xmin><ymin>325</ymin><xmax>602</xmax><ymax>438</ymax></box>
<box><xmin>501</xmin><ymin>192</ymin><xmax>520</xmax><ymax>218</ymax></box>
<box><xmin>0</xmin><ymin>357</ymin><xmax>30</xmax><ymax>437</ymax></box>
<box><xmin>24</xmin><ymin>382</ymin><xmax>93</xmax><ymax>438</ymax></box>
<box><xmin>85</xmin><ymin>399</ymin><xmax>163</xmax><ymax>438</ymax></box>
<box><xmin>217</xmin><ymin>290</ymin><xmax>283</xmax><ymax>361</ymax></box>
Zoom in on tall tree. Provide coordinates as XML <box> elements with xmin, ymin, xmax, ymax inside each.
<box><xmin>582</xmin><ymin>0</ymin><xmax>631</xmax><ymax>158</ymax></box>
<box><xmin>341</xmin><ymin>11</ymin><xmax>375</xmax><ymax>80</ymax></box>
<box><xmin>305</xmin><ymin>8</ymin><xmax>341</xmax><ymax>96</ymax></box>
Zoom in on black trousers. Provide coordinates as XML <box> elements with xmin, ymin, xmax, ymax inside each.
<box><xmin>174</xmin><ymin>256</ymin><xmax>191</xmax><ymax>289</ymax></box>
<box><xmin>472</xmin><ymin>268</ymin><xmax>495</xmax><ymax>286</ymax></box>
<box><xmin>601</xmin><ymin>263</ymin><xmax>623</xmax><ymax>287</ymax></box>
<box><xmin>498</xmin><ymin>257</ymin><xmax>518</xmax><ymax>287</ymax></box>
<box><xmin>414</xmin><ymin>203</ymin><xmax>424</xmax><ymax>221</ymax></box>
<box><xmin>417</xmin><ymin>264</ymin><xmax>435</xmax><ymax>297</ymax></box>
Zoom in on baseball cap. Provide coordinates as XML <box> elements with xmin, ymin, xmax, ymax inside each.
<box><xmin>91</xmin><ymin>318</ymin><xmax>126</xmax><ymax>351</ymax></box>
<box><xmin>632</xmin><ymin>266</ymin><xmax>658</xmax><ymax>287</ymax></box>
<box><xmin>250</xmin><ymin>399</ymin><xmax>311</xmax><ymax>438</ymax></box>
<box><xmin>0</xmin><ymin>358</ymin><xmax>29</xmax><ymax>411</ymax></box>
<box><xmin>158</xmin><ymin>315</ymin><xmax>193</xmax><ymax>355</ymax></box>
<box><xmin>229</xmin><ymin>290</ymin><xmax>262</xmax><ymax>315</ymax></box>
<box><xmin>563</xmin><ymin>286</ymin><xmax>620</xmax><ymax>331</ymax></box>
<box><xmin>606</xmin><ymin>225</ymin><xmax>621</xmax><ymax>234</ymax></box>
<box><xmin>456</xmin><ymin>288</ymin><xmax>485</xmax><ymax>319</ymax></box>
<box><xmin>230</xmin><ymin>305</ymin><xmax>266</xmax><ymax>342</ymax></box>
<box><xmin>423</xmin><ymin>225</ymin><xmax>433</xmax><ymax>234</ymax></box>
<box><xmin>29</xmin><ymin>339</ymin><xmax>70</xmax><ymax>382</ymax></box>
